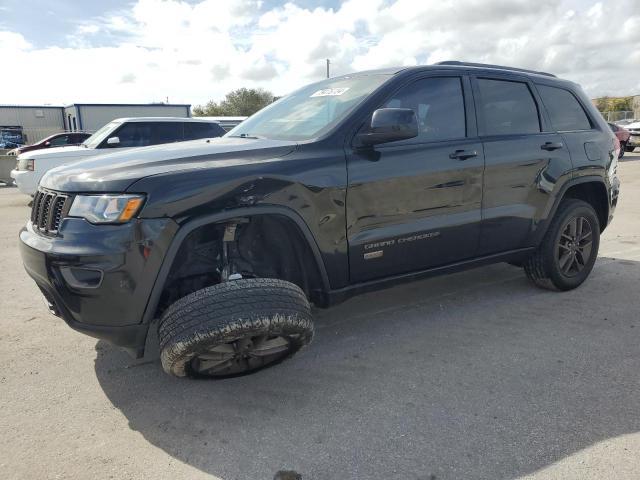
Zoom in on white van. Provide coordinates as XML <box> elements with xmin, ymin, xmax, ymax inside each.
<box><xmin>10</xmin><ymin>117</ymin><xmax>225</xmax><ymax>196</ymax></box>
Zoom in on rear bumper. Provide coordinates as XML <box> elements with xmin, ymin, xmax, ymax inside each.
<box><xmin>19</xmin><ymin>216</ymin><xmax>179</xmax><ymax>357</ymax></box>
<box><xmin>628</xmin><ymin>134</ymin><xmax>640</xmax><ymax>147</ymax></box>
<box><xmin>609</xmin><ymin>175</ymin><xmax>620</xmax><ymax>224</ymax></box>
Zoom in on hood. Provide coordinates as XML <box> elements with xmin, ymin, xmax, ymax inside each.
<box><xmin>40</xmin><ymin>137</ymin><xmax>297</xmax><ymax>193</ymax></box>
<box><xmin>18</xmin><ymin>144</ymin><xmax>94</xmax><ymax>160</ymax></box>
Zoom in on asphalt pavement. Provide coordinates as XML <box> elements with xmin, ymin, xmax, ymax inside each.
<box><xmin>1</xmin><ymin>152</ymin><xmax>639</xmax><ymax>480</ymax></box>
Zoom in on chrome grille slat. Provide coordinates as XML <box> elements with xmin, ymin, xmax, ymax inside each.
<box><xmin>30</xmin><ymin>189</ymin><xmax>70</xmax><ymax>235</ymax></box>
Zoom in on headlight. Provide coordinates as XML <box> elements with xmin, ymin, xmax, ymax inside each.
<box><xmin>68</xmin><ymin>194</ymin><xmax>145</xmax><ymax>224</ymax></box>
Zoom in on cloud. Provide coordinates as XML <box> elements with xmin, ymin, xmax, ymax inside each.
<box><xmin>0</xmin><ymin>0</ymin><xmax>638</xmax><ymax>107</ymax></box>
<box><xmin>120</xmin><ymin>73</ymin><xmax>136</xmax><ymax>83</ymax></box>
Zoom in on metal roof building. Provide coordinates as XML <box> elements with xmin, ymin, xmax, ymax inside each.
<box><xmin>0</xmin><ymin>103</ymin><xmax>191</xmax><ymax>144</ymax></box>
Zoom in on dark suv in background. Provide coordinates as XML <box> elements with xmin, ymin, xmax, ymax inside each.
<box><xmin>20</xmin><ymin>62</ymin><xmax>619</xmax><ymax>379</ymax></box>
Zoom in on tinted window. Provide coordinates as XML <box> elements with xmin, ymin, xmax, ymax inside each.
<box><xmin>184</xmin><ymin>122</ymin><xmax>225</xmax><ymax>140</ymax></box>
<box><xmin>151</xmin><ymin>122</ymin><xmax>183</xmax><ymax>145</ymax></box>
<box><xmin>113</xmin><ymin>122</ymin><xmax>153</xmax><ymax>147</ymax></box>
<box><xmin>538</xmin><ymin>85</ymin><xmax>592</xmax><ymax>131</ymax></box>
<box><xmin>49</xmin><ymin>135</ymin><xmax>69</xmax><ymax>146</ymax></box>
<box><xmin>70</xmin><ymin>134</ymin><xmax>89</xmax><ymax>144</ymax></box>
<box><xmin>382</xmin><ymin>77</ymin><xmax>466</xmax><ymax>142</ymax></box>
<box><xmin>477</xmin><ymin>79</ymin><xmax>540</xmax><ymax>135</ymax></box>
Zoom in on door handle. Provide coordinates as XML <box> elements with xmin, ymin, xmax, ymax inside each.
<box><xmin>541</xmin><ymin>142</ymin><xmax>564</xmax><ymax>151</ymax></box>
<box><xmin>449</xmin><ymin>149</ymin><xmax>478</xmax><ymax>160</ymax></box>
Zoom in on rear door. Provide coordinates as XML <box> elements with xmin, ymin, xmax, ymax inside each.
<box><xmin>150</xmin><ymin>122</ymin><xmax>184</xmax><ymax>145</ymax></box>
<box><xmin>472</xmin><ymin>76</ymin><xmax>572</xmax><ymax>255</ymax></box>
<box><xmin>347</xmin><ymin>74</ymin><xmax>484</xmax><ymax>282</ymax></box>
<box><xmin>535</xmin><ymin>83</ymin><xmax>612</xmax><ymax>181</ymax></box>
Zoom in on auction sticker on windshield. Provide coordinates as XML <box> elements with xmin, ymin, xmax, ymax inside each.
<box><xmin>310</xmin><ymin>88</ymin><xmax>350</xmax><ymax>97</ymax></box>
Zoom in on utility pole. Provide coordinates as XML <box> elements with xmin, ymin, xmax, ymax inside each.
<box><xmin>326</xmin><ymin>59</ymin><xmax>330</xmax><ymax>78</ymax></box>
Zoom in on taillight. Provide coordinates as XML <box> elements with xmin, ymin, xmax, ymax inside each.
<box><xmin>27</xmin><ymin>159</ymin><xmax>35</xmax><ymax>171</ymax></box>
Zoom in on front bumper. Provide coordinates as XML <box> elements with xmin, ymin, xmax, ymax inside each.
<box><xmin>628</xmin><ymin>134</ymin><xmax>640</xmax><ymax>147</ymax></box>
<box><xmin>11</xmin><ymin>169</ymin><xmax>37</xmax><ymax>196</ymax></box>
<box><xmin>19</xmin><ymin>215</ymin><xmax>179</xmax><ymax>357</ymax></box>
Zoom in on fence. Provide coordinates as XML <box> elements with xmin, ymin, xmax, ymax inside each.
<box><xmin>602</xmin><ymin>111</ymin><xmax>636</xmax><ymax>123</ymax></box>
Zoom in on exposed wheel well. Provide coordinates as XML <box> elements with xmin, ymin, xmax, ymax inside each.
<box><xmin>562</xmin><ymin>181</ymin><xmax>609</xmax><ymax>232</ymax></box>
<box><xmin>154</xmin><ymin>215</ymin><xmax>326</xmax><ymax>319</ymax></box>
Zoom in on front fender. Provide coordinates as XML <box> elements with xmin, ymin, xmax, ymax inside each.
<box><xmin>140</xmin><ymin>205</ymin><xmax>332</xmax><ymax>325</ymax></box>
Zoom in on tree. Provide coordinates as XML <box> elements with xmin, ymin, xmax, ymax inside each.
<box><xmin>594</xmin><ymin>96</ymin><xmax>610</xmax><ymax>113</ymax></box>
<box><xmin>193</xmin><ymin>88</ymin><xmax>275</xmax><ymax>117</ymax></box>
<box><xmin>610</xmin><ymin>96</ymin><xmax>633</xmax><ymax>112</ymax></box>
<box><xmin>593</xmin><ymin>96</ymin><xmax>633</xmax><ymax>113</ymax></box>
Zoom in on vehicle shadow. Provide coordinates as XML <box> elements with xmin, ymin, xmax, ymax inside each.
<box><xmin>94</xmin><ymin>259</ymin><xmax>640</xmax><ymax>480</ymax></box>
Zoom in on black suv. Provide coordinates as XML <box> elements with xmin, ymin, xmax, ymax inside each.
<box><xmin>20</xmin><ymin>62</ymin><xmax>620</xmax><ymax>378</ymax></box>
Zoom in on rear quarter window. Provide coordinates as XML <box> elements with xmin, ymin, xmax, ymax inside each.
<box><xmin>184</xmin><ymin>122</ymin><xmax>225</xmax><ymax>140</ymax></box>
<box><xmin>537</xmin><ymin>84</ymin><xmax>592</xmax><ymax>131</ymax></box>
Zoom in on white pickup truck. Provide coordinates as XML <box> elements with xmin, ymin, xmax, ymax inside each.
<box><xmin>10</xmin><ymin>117</ymin><xmax>225</xmax><ymax>196</ymax></box>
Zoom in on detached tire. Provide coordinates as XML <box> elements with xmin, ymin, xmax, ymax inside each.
<box><xmin>524</xmin><ymin>199</ymin><xmax>600</xmax><ymax>291</ymax></box>
<box><xmin>159</xmin><ymin>278</ymin><xmax>314</xmax><ymax>378</ymax></box>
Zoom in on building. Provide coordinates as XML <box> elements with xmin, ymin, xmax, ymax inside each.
<box><xmin>63</xmin><ymin>103</ymin><xmax>191</xmax><ymax>133</ymax></box>
<box><xmin>0</xmin><ymin>103</ymin><xmax>191</xmax><ymax>144</ymax></box>
<box><xmin>0</xmin><ymin>105</ymin><xmax>66</xmax><ymax>144</ymax></box>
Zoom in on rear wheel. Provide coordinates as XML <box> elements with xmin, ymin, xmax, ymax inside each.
<box><xmin>625</xmin><ymin>144</ymin><xmax>636</xmax><ymax>153</ymax></box>
<box><xmin>524</xmin><ymin>199</ymin><xmax>600</xmax><ymax>291</ymax></box>
<box><xmin>159</xmin><ymin>278</ymin><xmax>314</xmax><ymax>378</ymax></box>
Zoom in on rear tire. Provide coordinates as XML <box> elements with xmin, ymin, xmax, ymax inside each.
<box><xmin>625</xmin><ymin>144</ymin><xmax>635</xmax><ymax>153</ymax></box>
<box><xmin>524</xmin><ymin>199</ymin><xmax>600</xmax><ymax>291</ymax></box>
<box><xmin>159</xmin><ymin>278</ymin><xmax>314</xmax><ymax>378</ymax></box>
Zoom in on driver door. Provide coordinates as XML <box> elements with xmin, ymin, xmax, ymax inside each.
<box><xmin>346</xmin><ymin>75</ymin><xmax>484</xmax><ymax>283</ymax></box>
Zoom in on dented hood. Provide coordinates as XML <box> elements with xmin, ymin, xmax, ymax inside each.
<box><xmin>40</xmin><ymin>137</ymin><xmax>297</xmax><ymax>193</ymax></box>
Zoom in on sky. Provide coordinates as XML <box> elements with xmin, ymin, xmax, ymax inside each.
<box><xmin>0</xmin><ymin>0</ymin><xmax>638</xmax><ymax>107</ymax></box>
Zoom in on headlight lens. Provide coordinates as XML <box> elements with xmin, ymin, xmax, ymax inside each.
<box><xmin>68</xmin><ymin>194</ymin><xmax>145</xmax><ymax>224</ymax></box>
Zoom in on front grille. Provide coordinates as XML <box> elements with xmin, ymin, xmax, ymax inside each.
<box><xmin>31</xmin><ymin>189</ymin><xmax>71</xmax><ymax>235</ymax></box>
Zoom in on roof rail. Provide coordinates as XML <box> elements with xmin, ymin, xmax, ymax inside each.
<box><xmin>434</xmin><ymin>61</ymin><xmax>556</xmax><ymax>78</ymax></box>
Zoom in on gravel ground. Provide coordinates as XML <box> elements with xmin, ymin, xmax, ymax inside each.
<box><xmin>1</xmin><ymin>152</ymin><xmax>639</xmax><ymax>480</ymax></box>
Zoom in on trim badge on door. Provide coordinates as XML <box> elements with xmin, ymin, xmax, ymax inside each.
<box><xmin>364</xmin><ymin>250</ymin><xmax>384</xmax><ymax>260</ymax></box>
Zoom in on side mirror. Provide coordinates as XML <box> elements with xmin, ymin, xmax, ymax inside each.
<box><xmin>44</xmin><ymin>141</ymin><xmax>51</xmax><ymax>147</ymax></box>
<box><xmin>106</xmin><ymin>136</ymin><xmax>120</xmax><ymax>146</ymax></box>
<box><xmin>356</xmin><ymin>108</ymin><xmax>419</xmax><ymax>147</ymax></box>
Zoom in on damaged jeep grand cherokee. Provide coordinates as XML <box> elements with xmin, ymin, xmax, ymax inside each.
<box><xmin>20</xmin><ymin>62</ymin><xmax>620</xmax><ymax>378</ymax></box>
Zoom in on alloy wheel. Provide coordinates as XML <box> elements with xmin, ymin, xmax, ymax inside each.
<box><xmin>190</xmin><ymin>334</ymin><xmax>294</xmax><ymax>377</ymax></box>
<box><xmin>556</xmin><ymin>215</ymin><xmax>593</xmax><ymax>277</ymax></box>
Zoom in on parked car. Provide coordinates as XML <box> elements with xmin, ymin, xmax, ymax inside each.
<box><xmin>20</xmin><ymin>62</ymin><xmax>619</xmax><ymax>379</ymax></box>
<box><xmin>624</xmin><ymin>121</ymin><xmax>640</xmax><ymax>153</ymax></box>
<box><xmin>614</xmin><ymin>119</ymin><xmax>638</xmax><ymax>126</ymax></box>
<box><xmin>10</xmin><ymin>117</ymin><xmax>225</xmax><ymax>196</ymax></box>
<box><xmin>0</xmin><ymin>127</ymin><xmax>24</xmax><ymax>149</ymax></box>
<box><xmin>608</xmin><ymin>122</ymin><xmax>631</xmax><ymax>158</ymax></box>
<box><xmin>7</xmin><ymin>132</ymin><xmax>91</xmax><ymax>156</ymax></box>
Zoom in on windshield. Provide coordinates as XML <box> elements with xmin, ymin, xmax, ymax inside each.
<box><xmin>227</xmin><ymin>74</ymin><xmax>390</xmax><ymax>141</ymax></box>
<box><xmin>82</xmin><ymin>121</ymin><xmax>121</xmax><ymax>148</ymax></box>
